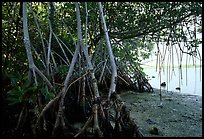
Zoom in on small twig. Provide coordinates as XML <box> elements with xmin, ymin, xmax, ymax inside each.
<box><xmin>65</xmin><ymin>71</ymin><xmax>90</xmax><ymax>95</ymax></box>
<box><xmin>34</xmin><ymin>96</ymin><xmax>59</xmax><ymax>136</ymax></box>
<box><xmin>16</xmin><ymin>105</ymin><xmax>26</xmax><ymax>130</ymax></box>
<box><xmin>54</xmin><ymin>82</ymin><xmax>64</xmax><ymax>87</ymax></box>
<box><xmin>74</xmin><ymin>116</ymin><xmax>93</xmax><ymax>137</ymax></box>
<box><xmin>117</xmin><ymin>75</ymin><xmax>130</xmax><ymax>86</ymax></box>
<box><xmin>99</xmin><ymin>59</ymin><xmax>107</xmax><ymax>83</ymax></box>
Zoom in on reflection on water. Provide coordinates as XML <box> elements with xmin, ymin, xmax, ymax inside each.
<box><xmin>143</xmin><ymin>67</ymin><xmax>202</xmax><ymax>96</ymax></box>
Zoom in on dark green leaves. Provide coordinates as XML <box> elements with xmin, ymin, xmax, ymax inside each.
<box><xmin>6</xmin><ymin>86</ymin><xmax>37</xmax><ymax>105</ymax></box>
<box><xmin>43</xmin><ymin>85</ymin><xmax>55</xmax><ymax>101</ymax></box>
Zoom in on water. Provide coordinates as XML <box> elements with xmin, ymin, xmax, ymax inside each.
<box><xmin>143</xmin><ymin>67</ymin><xmax>202</xmax><ymax>96</ymax></box>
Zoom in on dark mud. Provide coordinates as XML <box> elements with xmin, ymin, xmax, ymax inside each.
<box><xmin>120</xmin><ymin>89</ymin><xmax>202</xmax><ymax>137</ymax></box>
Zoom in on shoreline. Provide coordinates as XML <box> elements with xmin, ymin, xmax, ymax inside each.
<box><xmin>152</xmin><ymin>88</ymin><xmax>202</xmax><ymax>97</ymax></box>
<box><xmin>120</xmin><ymin>88</ymin><xmax>202</xmax><ymax>137</ymax></box>
<box><xmin>141</xmin><ymin>64</ymin><xmax>202</xmax><ymax>69</ymax></box>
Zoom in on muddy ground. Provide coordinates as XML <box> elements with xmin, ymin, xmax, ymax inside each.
<box><xmin>120</xmin><ymin>88</ymin><xmax>202</xmax><ymax>137</ymax></box>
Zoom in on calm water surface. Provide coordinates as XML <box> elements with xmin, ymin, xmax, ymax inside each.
<box><xmin>143</xmin><ymin>67</ymin><xmax>202</xmax><ymax>96</ymax></box>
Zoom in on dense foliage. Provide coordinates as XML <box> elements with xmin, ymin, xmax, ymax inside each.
<box><xmin>2</xmin><ymin>2</ymin><xmax>201</xmax><ymax>78</ymax></box>
<box><xmin>1</xmin><ymin>2</ymin><xmax>202</xmax><ymax>137</ymax></box>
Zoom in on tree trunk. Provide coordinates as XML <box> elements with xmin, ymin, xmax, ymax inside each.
<box><xmin>23</xmin><ymin>2</ymin><xmax>53</xmax><ymax>89</ymax></box>
<box><xmin>98</xmin><ymin>2</ymin><xmax>117</xmax><ymax>100</ymax></box>
<box><xmin>75</xmin><ymin>2</ymin><xmax>102</xmax><ymax>136</ymax></box>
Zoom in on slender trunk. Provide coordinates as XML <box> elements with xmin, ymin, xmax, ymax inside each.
<box><xmin>23</xmin><ymin>2</ymin><xmax>53</xmax><ymax>89</ymax></box>
<box><xmin>75</xmin><ymin>2</ymin><xmax>102</xmax><ymax>136</ymax></box>
<box><xmin>53</xmin><ymin>27</ymin><xmax>80</xmax><ymax>133</ymax></box>
<box><xmin>98</xmin><ymin>2</ymin><xmax>117</xmax><ymax>100</ymax></box>
<box><xmin>47</xmin><ymin>2</ymin><xmax>53</xmax><ymax>76</ymax></box>
<box><xmin>62</xmin><ymin>45</ymin><xmax>80</xmax><ymax>96</ymax></box>
<box><xmin>52</xmin><ymin>32</ymin><xmax>70</xmax><ymax>65</ymax></box>
<box><xmin>75</xmin><ymin>2</ymin><xmax>100</xmax><ymax>99</ymax></box>
<box><xmin>52</xmin><ymin>42</ymin><xmax>80</xmax><ymax>135</ymax></box>
<box><xmin>23</xmin><ymin>2</ymin><xmax>37</xmax><ymax>86</ymax></box>
<box><xmin>84</xmin><ymin>2</ymin><xmax>88</xmax><ymax>53</ymax></box>
<box><xmin>23</xmin><ymin>2</ymin><xmax>35</xmax><ymax>69</ymax></box>
<box><xmin>30</xmin><ymin>2</ymin><xmax>47</xmax><ymax>62</ymax></box>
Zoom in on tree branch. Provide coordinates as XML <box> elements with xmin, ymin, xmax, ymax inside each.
<box><xmin>109</xmin><ymin>12</ymin><xmax>195</xmax><ymax>40</ymax></box>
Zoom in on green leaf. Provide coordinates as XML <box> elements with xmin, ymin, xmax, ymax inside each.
<box><xmin>24</xmin><ymin>86</ymin><xmax>38</xmax><ymax>93</ymax></box>
<box><xmin>45</xmin><ymin>85</ymin><xmax>49</xmax><ymax>94</ymax></box>
<box><xmin>10</xmin><ymin>77</ymin><xmax>18</xmax><ymax>86</ymax></box>
<box><xmin>7</xmin><ymin>88</ymin><xmax>18</xmax><ymax>95</ymax></box>
<box><xmin>7</xmin><ymin>97</ymin><xmax>21</xmax><ymax>105</ymax></box>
